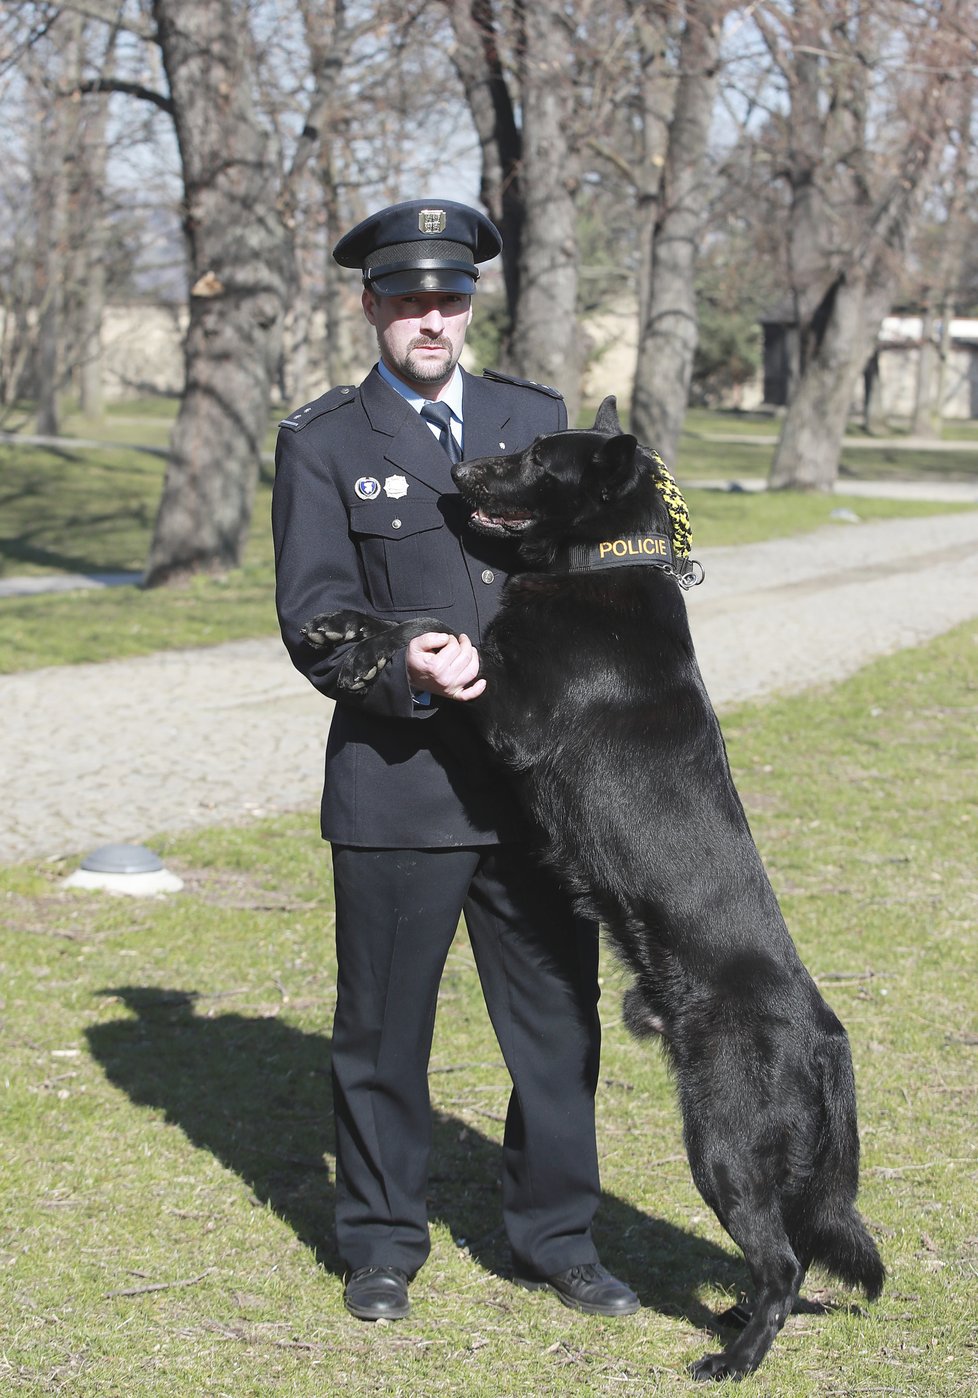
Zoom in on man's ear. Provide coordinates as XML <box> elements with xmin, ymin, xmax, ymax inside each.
<box><xmin>595</xmin><ymin>433</ymin><xmax>641</xmax><ymax>501</ymax></box>
<box><xmin>593</xmin><ymin>395</ymin><xmax>622</xmax><ymax>435</ymax></box>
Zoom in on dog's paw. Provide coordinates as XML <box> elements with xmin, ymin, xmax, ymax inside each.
<box><xmin>337</xmin><ymin>643</ymin><xmax>393</xmax><ymax>695</ymax></box>
<box><xmin>302</xmin><ymin>609</ymin><xmax>377</xmax><ymax>650</ymax></box>
<box><xmin>689</xmin><ymin>1351</ymin><xmax>742</xmax><ymax>1382</ymax></box>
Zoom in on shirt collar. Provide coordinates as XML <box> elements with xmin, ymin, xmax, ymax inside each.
<box><xmin>376</xmin><ymin>360</ymin><xmax>464</xmax><ymax>423</ymax></box>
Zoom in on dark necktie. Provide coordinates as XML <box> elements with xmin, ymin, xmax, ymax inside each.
<box><xmin>420</xmin><ymin>399</ymin><xmax>462</xmax><ymax>464</ymax></box>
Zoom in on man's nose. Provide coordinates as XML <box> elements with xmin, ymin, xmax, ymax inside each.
<box><xmin>420</xmin><ymin>307</ymin><xmax>445</xmax><ymax>332</ymax></box>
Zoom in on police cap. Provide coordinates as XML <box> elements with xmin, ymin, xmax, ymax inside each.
<box><xmin>332</xmin><ymin>198</ymin><xmax>501</xmax><ymax>296</ymax></box>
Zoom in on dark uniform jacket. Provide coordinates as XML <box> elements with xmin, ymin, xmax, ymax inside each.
<box><xmin>272</xmin><ymin>364</ymin><xmax>567</xmax><ymax>847</ymax></box>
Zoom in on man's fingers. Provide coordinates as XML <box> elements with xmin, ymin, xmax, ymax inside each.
<box><xmin>406</xmin><ymin>632</ymin><xmax>482</xmax><ymax>699</ymax></box>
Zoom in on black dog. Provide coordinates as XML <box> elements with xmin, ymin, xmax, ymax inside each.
<box><xmin>303</xmin><ymin>397</ymin><xmax>884</xmax><ymax>1380</ymax></box>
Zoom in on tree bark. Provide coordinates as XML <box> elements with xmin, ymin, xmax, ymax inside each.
<box><xmin>910</xmin><ymin>303</ymin><xmax>938</xmax><ymax>438</ymax></box>
<box><xmin>509</xmin><ymin>0</ymin><xmax>582</xmax><ymax>417</ymax></box>
<box><xmin>144</xmin><ymin>0</ymin><xmax>290</xmax><ymax>586</ymax></box>
<box><xmin>445</xmin><ymin>0</ymin><xmax>524</xmax><ymax>330</ymax></box>
<box><xmin>69</xmin><ymin>35</ymin><xmax>114</xmax><ymax>420</ymax></box>
<box><xmin>630</xmin><ymin>2</ymin><xmax>727</xmax><ymax>465</ymax></box>
<box><xmin>910</xmin><ymin>66</ymin><xmax>973</xmax><ymax>439</ymax></box>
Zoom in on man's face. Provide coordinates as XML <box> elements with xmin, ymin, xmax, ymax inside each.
<box><xmin>363</xmin><ymin>289</ymin><xmax>473</xmax><ymax>391</ymax></box>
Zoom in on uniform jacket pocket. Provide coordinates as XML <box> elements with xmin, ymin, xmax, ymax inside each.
<box><xmin>349</xmin><ymin>498</ymin><xmax>455</xmax><ymax>611</ymax></box>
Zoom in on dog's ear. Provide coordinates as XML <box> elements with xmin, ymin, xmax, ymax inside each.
<box><xmin>595</xmin><ymin>432</ymin><xmax>642</xmax><ymax>501</ymax></box>
<box><xmin>593</xmin><ymin>396</ymin><xmax>622</xmax><ymax>435</ymax></box>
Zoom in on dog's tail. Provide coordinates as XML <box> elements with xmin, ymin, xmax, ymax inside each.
<box><xmin>793</xmin><ymin>1028</ymin><xmax>882</xmax><ymax>1297</ymax></box>
<box><xmin>802</xmin><ymin>1202</ymin><xmax>886</xmax><ymax>1300</ymax></box>
<box><xmin>790</xmin><ymin>1028</ymin><xmax>885</xmax><ymax>1300</ymax></box>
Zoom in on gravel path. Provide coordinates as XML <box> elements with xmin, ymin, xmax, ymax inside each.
<box><xmin>2</xmin><ymin>505</ymin><xmax>977</xmax><ymax>865</ymax></box>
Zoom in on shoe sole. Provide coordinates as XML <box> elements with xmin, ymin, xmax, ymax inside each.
<box><xmin>513</xmin><ymin>1276</ymin><xmax>640</xmax><ymax>1317</ymax></box>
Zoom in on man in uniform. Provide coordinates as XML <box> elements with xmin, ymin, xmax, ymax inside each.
<box><xmin>272</xmin><ymin>199</ymin><xmax>638</xmax><ymax>1323</ymax></box>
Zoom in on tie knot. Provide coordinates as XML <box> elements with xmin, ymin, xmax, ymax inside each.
<box><xmin>420</xmin><ymin>399</ymin><xmax>454</xmax><ymax>431</ymax></box>
<box><xmin>420</xmin><ymin>398</ymin><xmax>461</xmax><ymax>464</ymax></box>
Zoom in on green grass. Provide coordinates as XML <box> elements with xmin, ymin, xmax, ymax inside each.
<box><xmin>675</xmin><ymin>424</ymin><xmax>978</xmax><ymax>482</ymax></box>
<box><xmin>2</xmin><ymin>620</ymin><xmax>976</xmax><ymax>1395</ymax></box>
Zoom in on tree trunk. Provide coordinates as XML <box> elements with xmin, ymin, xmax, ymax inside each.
<box><xmin>625</xmin><ymin>1</ymin><xmax>674</xmax><ymax>341</ymax></box>
<box><xmin>765</xmin><ymin>1</ymin><xmax>964</xmax><ymax>490</ymax></box>
<box><xmin>862</xmin><ymin>352</ymin><xmax>886</xmax><ymax>435</ymax></box>
<box><xmin>770</xmin><ymin>270</ymin><xmax>870</xmax><ymax>488</ymax></box>
<box><xmin>145</xmin><ymin>0</ymin><xmax>290</xmax><ymax>586</ymax></box>
<box><xmin>34</xmin><ymin>116</ymin><xmax>67</xmax><ymax>436</ymax></box>
<box><xmin>933</xmin><ymin>292</ymin><xmax>955</xmax><ymax>429</ymax></box>
<box><xmin>319</xmin><ymin>143</ymin><xmax>371</xmax><ymax>389</ymax></box>
<box><xmin>70</xmin><ymin>47</ymin><xmax>114</xmax><ymax>421</ymax></box>
<box><xmin>446</xmin><ymin>0</ymin><xmax>524</xmax><ymax>329</ymax></box>
<box><xmin>509</xmin><ymin>0</ymin><xmax>582</xmax><ymax>419</ymax></box>
<box><xmin>630</xmin><ymin>2</ymin><xmax>727</xmax><ymax>465</ymax></box>
<box><xmin>33</xmin><ymin>13</ymin><xmax>81</xmax><ymax>437</ymax></box>
<box><xmin>911</xmin><ymin>302</ymin><xmax>938</xmax><ymax>438</ymax></box>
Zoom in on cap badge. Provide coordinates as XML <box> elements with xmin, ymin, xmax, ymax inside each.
<box><xmin>383</xmin><ymin>474</ymin><xmax>409</xmax><ymax>499</ymax></box>
<box><xmin>354</xmin><ymin>476</ymin><xmax>380</xmax><ymax>500</ymax></box>
<box><xmin>418</xmin><ymin>208</ymin><xmax>447</xmax><ymax>235</ymax></box>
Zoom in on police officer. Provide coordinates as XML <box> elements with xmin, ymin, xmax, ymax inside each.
<box><xmin>272</xmin><ymin>199</ymin><xmax>638</xmax><ymax>1322</ymax></box>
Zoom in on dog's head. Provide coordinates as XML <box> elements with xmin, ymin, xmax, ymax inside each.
<box><xmin>454</xmin><ymin>396</ymin><xmax>691</xmax><ymax>563</ymax></box>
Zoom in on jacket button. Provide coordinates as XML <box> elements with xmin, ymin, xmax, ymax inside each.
<box><xmin>392</xmin><ymin>519</ymin><xmax>402</xmax><ymax>529</ymax></box>
<box><xmin>481</xmin><ymin>569</ymin><xmax>495</xmax><ymax>584</ymax></box>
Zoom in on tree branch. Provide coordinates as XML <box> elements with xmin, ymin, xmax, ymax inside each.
<box><xmin>75</xmin><ymin>76</ymin><xmax>173</xmax><ymax>113</ymax></box>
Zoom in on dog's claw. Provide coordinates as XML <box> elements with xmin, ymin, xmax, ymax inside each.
<box><xmin>302</xmin><ymin>609</ymin><xmax>378</xmax><ymax>650</ymax></box>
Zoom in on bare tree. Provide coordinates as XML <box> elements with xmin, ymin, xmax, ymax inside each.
<box><xmin>443</xmin><ymin>0</ymin><xmax>584</xmax><ymax>410</ymax></box>
<box><xmin>629</xmin><ymin>1</ymin><xmax>733</xmax><ymax>466</ymax></box>
<box><xmin>65</xmin><ymin>19</ymin><xmax>117</xmax><ymax>418</ymax></box>
<box><xmin>758</xmin><ymin>0</ymin><xmax>974</xmax><ymax>491</ymax></box>
<box><xmin>444</xmin><ymin>0</ymin><xmax>524</xmax><ymax>326</ymax></box>
<box><xmin>508</xmin><ymin>0</ymin><xmax>584</xmax><ymax>410</ymax></box>
<box><xmin>910</xmin><ymin>67</ymin><xmax>974</xmax><ymax>436</ymax></box>
<box><xmin>28</xmin><ymin>8</ymin><xmax>83</xmax><ymax>435</ymax></box>
<box><xmin>136</xmin><ymin>0</ymin><xmax>292</xmax><ymax>584</ymax></box>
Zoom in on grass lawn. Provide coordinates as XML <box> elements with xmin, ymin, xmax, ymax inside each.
<box><xmin>1</xmin><ymin>620</ymin><xmax>976</xmax><ymax>1395</ymax></box>
<box><xmin>2</xmin><ymin>414</ymin><xmax>975</xmax><ymax>672</ymax></box>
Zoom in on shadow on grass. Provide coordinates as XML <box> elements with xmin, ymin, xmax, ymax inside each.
<box><xmin>85</xmin><ymin>985</ymin><xmax>741</xmax><ymax>1332</ymax></box>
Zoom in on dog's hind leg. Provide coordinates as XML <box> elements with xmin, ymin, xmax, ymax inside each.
<box><xmin>690</xmin><ymin>1207</ymin><xmax>804</xmax><ymax>1382</ymax></box>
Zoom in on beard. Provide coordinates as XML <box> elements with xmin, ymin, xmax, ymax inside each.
<box><xmin>382</xmin><ymin>334</ymin><xmax>462</xmax><ymax>386</ymax></box>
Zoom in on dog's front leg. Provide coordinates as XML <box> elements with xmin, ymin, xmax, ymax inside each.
<box><xmin>303</xmin><ymin>610</ymin><xmax>461</xmax><ymax>695</ymax></box>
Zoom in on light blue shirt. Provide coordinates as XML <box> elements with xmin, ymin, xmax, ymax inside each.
<box><xmin>376</xmin><ymin>360</ymin><xmax>464</xmax><ymax>457</ymax></box>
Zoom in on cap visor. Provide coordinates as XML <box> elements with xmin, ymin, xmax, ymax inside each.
<box><xmin>367</xmin><ymin>267</ymin><xmax>478</xmax><ymax>295</ymax></box>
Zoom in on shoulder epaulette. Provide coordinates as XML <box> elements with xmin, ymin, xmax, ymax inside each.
<box><xmin>279</xmin><ymin>385</ymin><xmax>358</xmax><ymax>431</ymax></box>
<box><xmin>481</xmin><ymin>367</ymin><xmax>563</xmax><ymax>400</ymax></box>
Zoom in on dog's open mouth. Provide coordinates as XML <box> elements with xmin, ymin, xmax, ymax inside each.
<box><xmin>468</xmin><ymin>506</ymin><xmax>534</xmax><ymax>535</ymax></box>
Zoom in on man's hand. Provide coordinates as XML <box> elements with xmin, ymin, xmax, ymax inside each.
<box><xmin>406</xmin><ymin>632</ymin><xmax>486</xmax><ymax>701</ymax></box>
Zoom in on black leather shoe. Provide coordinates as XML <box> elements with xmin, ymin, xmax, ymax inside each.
<box><xmin>343</xmin><ymin>1265</ymin><xmax>410</xmax><ymax>1320</ymax></box>
<box><xmin>515</xmin><ymin>1262</ymin><xmax>640</xmax><ymax>1316</ymax></box>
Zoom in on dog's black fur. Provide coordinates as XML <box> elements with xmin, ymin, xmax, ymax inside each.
<box><xmin>303</xmin><ymin>397</ymin><xmax>884</xmax><ymax>1380</ymax></box>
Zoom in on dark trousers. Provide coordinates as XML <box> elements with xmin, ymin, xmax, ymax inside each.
<box><xmin>330</xmin><ymin>843</ymin><xmax>603</xmax><ymax>1278</ymax></box>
